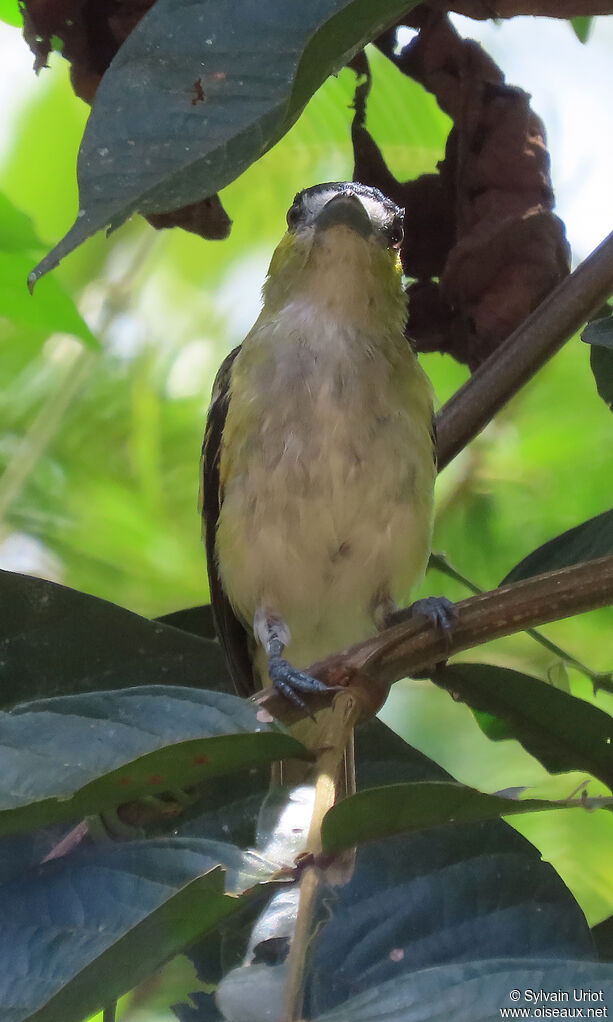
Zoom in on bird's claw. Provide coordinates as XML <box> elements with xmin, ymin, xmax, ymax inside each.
<box><xmin>410</xmin><ymin>596</ymin><xmax>457</xmax><ymax>639</ymax></box>
<box><xmin>268</xmin><ymin>655</ymin><xmax>331</xmax><ymax>714</ymax></box>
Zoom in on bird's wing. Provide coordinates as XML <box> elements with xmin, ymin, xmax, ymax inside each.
<box><xmin>200</xmin><ymin>345</ymin><xmax>255</xmax><ymax>697</ymax></box>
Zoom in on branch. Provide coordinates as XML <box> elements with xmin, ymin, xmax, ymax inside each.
<box><xmin>430</xmin><ymin>551</ymin><xmax>611</xmax><ymax>687</ymax></box>
<box><xmin>435</xmin><ymin>229</ymin><xmax>613</xmax><ymax>470</ymax></box>
<box><xmin>254</xmin><ymin>556</ymin><xmax>613</xmax><ymax>727</ymax></box>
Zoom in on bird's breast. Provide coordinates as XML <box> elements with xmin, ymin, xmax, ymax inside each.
<box><xmin>216</xmin><ymin>310</ymin><xmax>435</xmax><ymax>664</ymax></box>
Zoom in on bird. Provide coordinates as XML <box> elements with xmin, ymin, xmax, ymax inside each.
<box><xmin>200</xmin><ymin>182</ymin><xmax>450</xmax><ymax>1017</ymax></box>
<box><xmin>200</xmin><ymin>181</ymin><xmax>444</xmax><ymax>717</ymax></box>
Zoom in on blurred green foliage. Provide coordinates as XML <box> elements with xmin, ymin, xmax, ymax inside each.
<box><xmin>0</xmin><ymin>23</ymin><xmax>612</xmax><ymax>1018</ymax></box>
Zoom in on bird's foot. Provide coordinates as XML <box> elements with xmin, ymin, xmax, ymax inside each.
<box><xmin>386</xmin><ymin>595</ymin><xmax>457</xmax><ymax>638</ymax></box>
<box><xmin>410</xmin><ymin>596</ymin><xmax>457</xmax><ymax>638</ymax></box>
<box><xmin>268</xmin><ymin>655</ymin><xmax>332</xmax><ymax>714</ymax></box>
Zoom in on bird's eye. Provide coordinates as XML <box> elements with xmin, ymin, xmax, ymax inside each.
<box><xmin>286</xmin><ymin>201</ymin><xmax>301</xmax><ymax>230</ymax></box>
<box><xmin>389</xmin><ymin>216</ymin><xmax>404</xmax><ymax>249</ymax></box>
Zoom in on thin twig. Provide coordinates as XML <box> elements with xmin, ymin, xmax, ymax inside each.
<box><xmin>435</xmin><ymin>229</ymin><xmax>613</xmax><ymax>470</ymax></box>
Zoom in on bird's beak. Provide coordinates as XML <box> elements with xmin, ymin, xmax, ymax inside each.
<box><xmin>314</xmin><ymin>191</ymin><xmax>374</xmax><ymax>239</ymax></box>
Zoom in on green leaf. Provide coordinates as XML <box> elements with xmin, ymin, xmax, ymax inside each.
<box><xmin>29</xmin><ymin>0</ymin><xmax>419</xmax><ymax>285</ymax></box>
<box><xmin>571</xmin><ymin>15</ymin><xmax>593</xmax><ymax>43</ymax></box>
<box><xmin>590</xmin><ymin>344</ymin><xmax>613</xmax><ymax>410</ymax></box>
<box><xmin>471</xmin><ymin>709</ymin><xmax>512</xmax><ymax>741</ymax></box>
<box><xmin>583</xmin><ymin>317</ymin><xmax>613</xmax><ymax>351</ymax></box>
<box><xmin>431</xmin><ymin>663</ymin><xmax>613</xmax><ymax>789</ymax></box>
<box><xmin>156</xmin><ymin>604</ymin><xmax>218</xmax><ymax>641</ymax></box>
<box><xmin>314</xmin><ymin>961</ymin><xmax>613</xmax><ymax>1021</ymax></box>
<box><xmin>0</xmin><ymin>252</ymin><xmax>99</xmax><ymax>347</ymax></box>
<box><xmin>320</xmin><ymin>780</ymin><xmax>598</xmax><ymax>856</ymax></box>
<box><xmin>0</xmin><ymin>0</ymin><xmax>22</xmax><ymax>26</ymax></box>
<box><xmin>582</xmin><ymin>316</ymin><xmax>613</xmax><ymax>410</ymax></box>
<box><xmin>592</xmin><ymin>914</ymin><xmax>613</xmax><ymax>963</ymax></box>
<box><xmin>0</xmin><ymin>570</ymin><xmax>231</xmax><ymax>708</ymax></box>
<box><xmin>0</xmin><ymin>685</ymin><xmax>308</xmax><ymax>836</ymax></box>
<box><xmin>0</xmin><ymin>193</ymin><xmax>99</xmax><ymax>347</ymax></box>
<box><xmin>305</xmin><ymin>783</ymin><xmax>596</xmax><ymax>1016</ymax></box>
<box><xmin>500</xmin><ymin>508</ymin><xmax>613</xmax><ymax>585</ymax></box>
<box><xmin>0</xmin><ymin>837</ymin><xmax>278</xmax><ymax>1022</ymax></box>
<box><xmin>177</xmin><ymin>719</ymin><xmax>597</xmax><ymax>1017</ymax></box>
<box><xmin>0</xmin><ymin>192</ymin><xmax>45</xmax><ymax>253</ymax></box>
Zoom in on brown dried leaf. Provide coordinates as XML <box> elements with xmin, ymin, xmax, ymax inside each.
<box><xmin>146</xmin><ymin>196</ymin><xmax>232</xmax><ymax>240</ymax></box>
<box><xmin>363</xmin><ymin>9</ymin><xmax>570</xmax><ymax>369</ymax></box>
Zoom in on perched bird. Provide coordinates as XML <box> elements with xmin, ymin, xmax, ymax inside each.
<box><xmin>201</xmin><ymin>181</ymin><xmax>441</xmax><ymax>710</ymax></box>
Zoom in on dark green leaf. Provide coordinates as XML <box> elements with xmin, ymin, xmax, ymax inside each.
<box><xmin>500</xmin><ymin>508</ymin><xmax>613</xmax><ymax>585</ymax></box>
<box><xmin>0</xmin><ymin>570</ymin><xmax>231</xmax><ymax>708</ymax></box>
<box><xmin>157</xmin><ymin>604</ymin><xmax>218</xmax><ymax>641</ymax></box>
<box><xmin>320</xmin><ymin>781</ymin><xmax>595</xmax><ymax>856</ymax></box>
<box><xmin>0</xmin><ymin>837</ymin><xmax>278</xmax><ymax>1022</ymax></box>
<box><xmin>592</xmin><ymin>914</ymin><xmax>613</xmax><ymax>963</ymax></box>
<box><xmin>571</xmin><ymin>15</ymin><xmax>593</xmax><ymax>43</ymax></box>
<box><xmin>29</xmin><ymin>0</ymin><xmax>419</xmax><ymax>285</ymax></box>
<box><xmin>583</xmin><ymin>316</ymin><xmax>613</xmax><ymax>409</ymax></box>
<box><xmin>583</xmin><ymin>317</ymin><xmax>613</xmax><ymax>351</ymax></box>
<box><xmin>0</xmin><ymin>827</ymin><xmax>75</xmax><ymax>886</ymax></box>
<box><xmin>306</xmin><ymin>809</ymin><xmax>595</xmax><ymax>1015</ymax></box>
<box><xmin>432</xmin><ymin>663</ymin><xmax>613</xmax><ymax>788</ymax></box>
<box><xmin>0</xmin><ymin>686</ymin><xmax>307</xmax><ymax>835</ymax></box>
<box><xmin>590</xmin><ymin>344</ymin><xmax>613</xmax><ymax>410</ymax></box>
<box><xmin>314</xmin><ymin>961</ymin><xmax>613</xmax><ymax>1021</ymax></box>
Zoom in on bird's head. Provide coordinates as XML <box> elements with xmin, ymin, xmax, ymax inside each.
<box><xmin>263</xmin><ymin>182</ymin><xmax>406</xmax><ymax>326</ymax></box>
<box><xmin>285</xmin><ymin>182</ymin><xmax>404</xmax><ymax>247</ymax></box>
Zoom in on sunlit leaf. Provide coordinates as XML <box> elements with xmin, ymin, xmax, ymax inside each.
<box><xmin>0</xmin><ymin>192</ymin><xmax>45</xmax><ymax>252</ymax></box>
<box><xmin>571</xmin><ymin>16</ymin><xmax>593</xmax><ymax>43</ymax></box>
<box><xmin>0</xmin><ymin>0</ymin><xmax>21</xmax><ymax>27</ymax></box>
<box><xmin>0</xmin><ymin>252</ymin><xmax>98</xmax><ymax>346</ymax></box>
<box><xmin>0</xmin><ymin>193</ymin><xmax>98</xmax><ymax>346</ymax></box>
